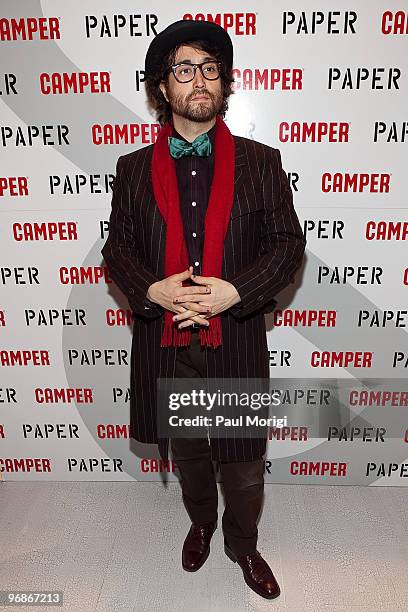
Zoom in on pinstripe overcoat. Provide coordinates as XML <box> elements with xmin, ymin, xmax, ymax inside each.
<box><xmin>101</xmin><ymin>135</ymin><xmax>306</xmax><ymax>462</ymax></box>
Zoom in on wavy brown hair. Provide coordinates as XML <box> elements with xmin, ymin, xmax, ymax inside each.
<box><xmin>145</xmin><ymin>39</ymin><xmax>235</xmax><ymax>126</ymax></box>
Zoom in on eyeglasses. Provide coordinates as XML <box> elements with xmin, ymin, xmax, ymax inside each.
<box><xmin>169</xmin><ymin>61</ymin><xmax>221</xmax><ymax>83</ymax></box>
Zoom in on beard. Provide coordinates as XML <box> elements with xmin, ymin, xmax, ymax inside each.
<box><xmin>167</xmin><ymin>88</ymin><xmax>223</xmax><ymax>123</ymax></box>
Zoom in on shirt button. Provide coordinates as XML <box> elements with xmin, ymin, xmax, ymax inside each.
<box><xmin>194</xmin><ymin>261</ymin><xmax>200</xmax><ymax>266</ymax></box>
<box><xmin>191</xmin><ymin>170</ymin><xmax>197</xmax><ymax>176</ymax></box>
<box><xmin>191</xmin><ymin>201</ymin><xmax>197</xmax><ymax>207</ymax></box>
<box><xmin>192</xmin><ymin>232</ymin><xmax>197</xmax><ymax>237</ymax></box>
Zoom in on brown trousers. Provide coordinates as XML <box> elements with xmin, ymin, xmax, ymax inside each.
<box><xmin>171</xmin><ymin>329</ymin><xmax>264</xmax><ymax>555</ymax></box>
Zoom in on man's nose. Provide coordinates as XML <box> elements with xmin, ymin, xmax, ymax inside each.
<box><xmin>192</xmin><ymin>67</ymin><xmax>205</xmax><ymax>87</ymax></box>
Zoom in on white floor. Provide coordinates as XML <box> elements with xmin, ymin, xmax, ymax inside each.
<box><xmin>0</xmin><ymin>481</ymin><xmax>407</xmax><ymax>611</ymax></box>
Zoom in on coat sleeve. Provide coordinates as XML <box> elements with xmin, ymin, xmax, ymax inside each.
<box><xmin>228</xmin><ymin>146</ymin><xmax>306</xmax><ymax>320</ymax></box>
<box><xmin>101</xmin><ymin>155</ymin><xmax>164</xmax><ymax>321</ymax></box>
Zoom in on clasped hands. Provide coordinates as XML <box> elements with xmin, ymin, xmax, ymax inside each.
<box><xmin>146</xmin><ymin>266</ymin><xmax>241</xmax><ymax>329</ymax></box>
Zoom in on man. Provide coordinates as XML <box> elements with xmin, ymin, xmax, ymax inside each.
<box><xmin>101</xmin><ymin>19</ymin><xmax>306</xmax><ymax>600</ymax></box>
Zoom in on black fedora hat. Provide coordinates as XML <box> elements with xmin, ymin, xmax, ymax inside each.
<box><xmin>145</xmin><ymin>19</ymin><xmax>233</xmax><ymax>79</ymax></box>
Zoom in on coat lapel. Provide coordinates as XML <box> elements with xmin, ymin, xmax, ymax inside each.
<box><xmin>229</xmin><ymin>136</ymin><xmax>250</xmax><ymax>219</ymax></box>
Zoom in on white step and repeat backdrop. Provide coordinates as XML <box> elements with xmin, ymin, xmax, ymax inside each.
<box><xmin>1</xmin><ymin>1</ymin><xmax>407</xmax><ymax>483</ymax></box>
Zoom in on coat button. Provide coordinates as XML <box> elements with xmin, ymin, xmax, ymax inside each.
<box><xmin>257</xmin><ymin>294</ymin><xmax>264</xmax><ymax>301</ymax></box>
<box><xmin>129</xmin><ymin>288</ymin><xmax>134</xmax><ymax>295</ymax></box>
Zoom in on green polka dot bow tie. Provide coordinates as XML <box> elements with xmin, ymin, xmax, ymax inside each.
<box><xmin>168</xmin><ymin>133</ymin><xmax>212</xmax><ymax>159</ymax></box>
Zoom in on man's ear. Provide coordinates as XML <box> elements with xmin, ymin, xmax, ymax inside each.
<box><xmin>159</xmin><ymin>81</ymin><xmax>169</xmax><ymax>102</ymax></box>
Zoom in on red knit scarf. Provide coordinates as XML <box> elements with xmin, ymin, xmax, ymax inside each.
<box><xmin>151</xmin><ymin>115</ymin><xmax>235</xmax><ymax>348</ymax></box>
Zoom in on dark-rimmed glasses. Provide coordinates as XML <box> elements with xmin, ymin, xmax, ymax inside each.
<box><xmin>169</xmin><ymin>61</ymin><xmax>221</xmax><ymax>83</ymax></box>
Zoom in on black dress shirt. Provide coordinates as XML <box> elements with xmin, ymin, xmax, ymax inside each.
<box><xmin>172</xmin><ymin>122</ymin><xmax>216</xmax><ymax>277</ymax></box>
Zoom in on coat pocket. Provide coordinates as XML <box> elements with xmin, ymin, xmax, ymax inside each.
<box><xmin>229</xmin><ymin>202</ymin><xmax>264</xmax><ymax>220</ymax></box>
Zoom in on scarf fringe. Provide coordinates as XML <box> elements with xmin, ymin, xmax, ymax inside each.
<box><xmin>160</xmin><ymin>315</ymin><xmax>191</xmax><ymax>347</ymax></box>
<box><xmin>160</xmin><ymin>315</ymin><xmax>223</xmax><ymax>349</ymax></box>
<box><xmin>199</xmin><ymin>318</ymin><xmax>222</xmax><ymax>348</ymax></box>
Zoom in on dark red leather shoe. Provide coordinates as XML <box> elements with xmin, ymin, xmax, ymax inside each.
<box><xmin>224</xmin><ymin>541</ymin><xmax>281</xmax><ymax>599</ymax></box>
<box><xmin>182</xmin><ymin>521</ymin><xmax>217</xmax><ymax>572</ymax></box>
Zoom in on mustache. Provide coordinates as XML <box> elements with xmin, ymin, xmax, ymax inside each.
<box><xmin>189</xmin><ymin>92</ymin><xmax>212</xmax><ymax>100</ymax></box>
